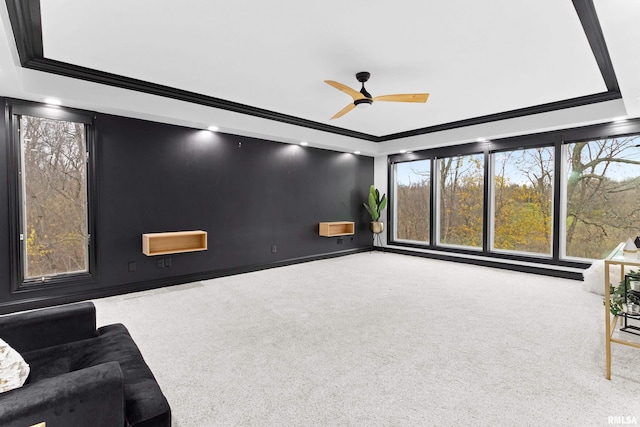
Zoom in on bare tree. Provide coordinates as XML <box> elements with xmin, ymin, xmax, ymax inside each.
<box><xmin>566</xmin><ymin>137</ymin><xmax>640</xmax><ymax>258</ymax></box>
<box><xmin>21</xmin><ymin>116</ymin><xmax>88</xmax><ymax>278</ymax></box>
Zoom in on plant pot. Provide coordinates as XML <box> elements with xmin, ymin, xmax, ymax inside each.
<box><xmin>371</xmin><ymin>221</ymin><xmax>384</xmax><ymax>234</ymax></box>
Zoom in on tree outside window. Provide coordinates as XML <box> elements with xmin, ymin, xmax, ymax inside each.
<box><xmin>19</xmin><ymin>115</ymin><xmax>88</xmax><ymax>279</ymax></box>
<box><xmin>564</xmin><ymin>136</ymin><xmax>640</xmax><ymax>259</ymax></box>
<box><xmin>492</xmin><ymin>147</ymin><xmax>554</xmax><ymax>255</ymax></box>
<box><xmin>438</xmin><ymin>154</ymin><xmax>484</xmax><ymax>248</ymax></box>
<box><xmin>395</xmin><ymin>160</ymin><xmax>430</xmax><ymax>242</ymax></box>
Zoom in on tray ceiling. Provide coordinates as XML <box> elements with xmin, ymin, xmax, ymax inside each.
<box><xmin>2</xmin><ymin>0</ymin><xmax>636</xmax><ymax>151</ymax></box>
<box><xmin>31</xmin><ymin>0</ymin><xmax>610</xmax><ymax>138</ymax></box>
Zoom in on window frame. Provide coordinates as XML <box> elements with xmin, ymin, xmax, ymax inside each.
<box><xmin>559</xmin><ymin>132</ymin><xmax>640</xmax><ymax>262</ymax></box>
<box><xmin>388</xmin><ymin>136</ymin><xmax>586</xmax><ymax>270</ymax></box>
<box><xmin>392</xmin><ymin>158</ymin><xmax>432</xmax><ymax>244</ymax></box>
<box><xmin>435</xmin><ymin>153</ymin><xmax>486</xmax><ymax>250</ymax></box>
<box><xmin>7</xmin><ymin>100</ymin><xmax>99</xmax><ymax>292</ymax></box>
<box><xmin>487</xmin><ymin>144</ymin><xmax>556</xmax><ymax>258</ymax></box>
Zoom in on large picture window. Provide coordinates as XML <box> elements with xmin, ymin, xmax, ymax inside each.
<box><xmin>9</xmin><ymin>102</ymin><xmax>96</xmax><ymax>288</ymax></box>
<box><xmin>19</xmin><ymin>116</ymin><xmax>88</xmax><ymax>278</ymax></box>
<box><xmin>563</xmin><ymin>136</ymin><xmax>640</xmax><ymax>260</ymax></box>
<box><xmin>394</xmin><ymin>160</ymin><xmax>430</xmax><ymax>243</ymax></box>
<box><xmin>388</xmin><ymin>121</ymin><xmax>640</xmax><ymax>273</ymax></box>
<box><xmin>437</xmin><ymin>154</ymin><xmax>484</xmax><ymax>248</ymax></box>
<box><xmin>491</xmin><ymin>147</ymin><xmax>554</xmax><ymax>255</ymax></box>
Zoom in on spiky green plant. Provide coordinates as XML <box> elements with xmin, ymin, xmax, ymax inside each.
<box><xmin>363</xmin><ymin>185</ymin><xmax>387</xmax><ymax>222</ymax></box>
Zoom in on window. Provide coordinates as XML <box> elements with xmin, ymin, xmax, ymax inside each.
<box><xmin>562</xmin><ymin>136</ymin><xmax>640</xmax><ymax>260</ymax></box>
<box><xmin>491</xmin><ymin>147</ymin><xmax>554</xmax><ymax>255</ymax></box>
<box><xmin>437</xmin><ymin>154</ymin><xmax>484</xmax><ymax>248</ymax></box>
<box><xmin>389</xmin><ymin>121</ymin><xmax>640</xmax><ymax>272</ymax></box>
<box><xmin>9</xmin><ymin>102</ymin><xmax>96</xmax><ymax>288</ymax></box>
<box><xmin>394</xmin><ymin>160</ymin><xmax>431</xmax><ymax>243</ymax></box>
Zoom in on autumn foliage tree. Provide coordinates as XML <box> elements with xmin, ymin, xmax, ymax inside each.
<box><xmin>493</xmin><ymin>148</ymin><xmax>553</xmax><ymax>254</ymax></box>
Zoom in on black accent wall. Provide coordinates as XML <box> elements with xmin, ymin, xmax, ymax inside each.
<box><xmin>0</xmin><ymin>103</ymin><xmax>373</xmax><ymax>313</ymax></box>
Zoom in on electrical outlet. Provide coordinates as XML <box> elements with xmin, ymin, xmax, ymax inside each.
<box><xmin>337</xmin><ymin>237</ymin><xmax>343</xmax><ymax>244</ymax></box>
<box><xmin>128</xmin><ymin>261</ymin><xmax>136</xmax><ymax>272</ymax></box>
<box><xmin>271</xmin><ymin>244</ymin><xmax>277</xmax><ymax>253</ymax></box>
<box><xmin>164</xmin><ymin>257</ymin><xmax>171</xmax><ymax>267</ymax></box>
<box><xmin>156</xmin><ymin>259</ymin><xmax>164</xmax><ymax>269</ymax></box>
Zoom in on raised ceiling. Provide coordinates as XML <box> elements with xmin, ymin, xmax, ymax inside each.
<box><xmin>1</xmin><ymin>1</ymin><xmax>639</xmax><ymax>154</ymax></box>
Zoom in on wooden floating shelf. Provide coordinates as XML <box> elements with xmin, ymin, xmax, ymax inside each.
<box><xmin>142</xmin><ymin>230</ymin><xmax>207</xmax><ymax>256</ymax></box>
<box><xmin>319</xmin><ymin>221</ymin><xmax>355</xmax><ymax>237</ymax></box>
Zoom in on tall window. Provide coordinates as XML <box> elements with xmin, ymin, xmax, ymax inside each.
<box><xmin>492</xmin><ymin>147</ymin><xmax>554</xmax><ymax>255</ymax></box>
<box><xmin>563</xmin><ymin>136</ymin><xmax>640</xmax><ymax>259</ymax></box>
<box><xmin>11</xmin><ymin>105</ymin><xmax>94</xmax><ymax>286</ymax></box>
<box><xmin>437</xmin><ymin>154</ymin><xmax>484</xmax><ymax>248</ymax></box>
<box><xmin>394</xmin><ymin>160</ymin><xmax>430</xmax><ymax>242</ymax></box>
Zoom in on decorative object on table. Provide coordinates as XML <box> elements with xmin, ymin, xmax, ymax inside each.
<box><xmin>622</xmin><ymin>237</ymin><xmax>637</xmax><ymax>256</ymax></box>
<box><xmin>363</xmin><ymin>185</ymin><xmax>387</xmax><ymax>234</ymax></box>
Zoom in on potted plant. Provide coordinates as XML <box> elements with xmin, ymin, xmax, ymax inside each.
<box><xmin>607</xmin><ymin>270</ymin><xmax>640</xmax><ymax>316</ymax></box>
<box><xmin>363</xmin><ymin>185</ymin><xmax>387</xmax><ymax>234</ymax></box>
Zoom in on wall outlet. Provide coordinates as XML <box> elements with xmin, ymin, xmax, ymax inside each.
<box><xmin>271</xmin><ymin>244</ymin><xmax>277</xmax><ymax>253</ymax></box>
<box><xmin>128</xmin><ymin>261</ymin><xmax>136</xmax><ymax>272</ymax></box>
<box><xmin>164</xmin><ymin>257</ymin><xmax>171</xmax><ymax>267</ymax></box>
<box><xmin>156</xmin><ymin>259</ymin><xmax>164</xmax><ymax>269</ymax></box>
<box><xmin>337</xmin><ymin>237</ymin><xmax>343</xmax><ymax>244</ymax></box>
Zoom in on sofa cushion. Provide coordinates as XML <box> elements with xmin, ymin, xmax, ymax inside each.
<box><xmin>22</xmin><ymin>343</ymin><xmax>68</xmax><ymax>384</ymax></box>
<box><xmin>0</xmin><ymin>338</ymin><xmax>30</xmax><ymax>393</ymax></box>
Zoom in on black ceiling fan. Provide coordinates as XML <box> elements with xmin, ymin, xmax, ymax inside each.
<box><xmin>324</xmin><ymin>72</ymin><xmax>429</xmax><ymax>119</ymax></box>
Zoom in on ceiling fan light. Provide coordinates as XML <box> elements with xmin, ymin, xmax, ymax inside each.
<box><xmin>355</xmin><ymin>99</ymin><xmax>373</xmax><ymax>109</ymax></box>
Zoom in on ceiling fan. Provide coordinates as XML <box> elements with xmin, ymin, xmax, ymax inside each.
<box><xmin>324</xmin><ymin>71</ymin><xmax>429</xmax><ymax>119</ymax></box>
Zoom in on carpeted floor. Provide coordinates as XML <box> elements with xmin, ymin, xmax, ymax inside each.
<box><xmin>93</xmin><ymin>252</ymin><xmax>640</xmax><ymax>426</ymax></box>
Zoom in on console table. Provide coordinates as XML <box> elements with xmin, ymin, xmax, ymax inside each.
<box><xmin>604</xmin><ymin>242</ymin><xmax>640</xmax><ymax>379</ymax></box>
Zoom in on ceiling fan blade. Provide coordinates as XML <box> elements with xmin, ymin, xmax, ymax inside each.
<box><xmin>325</xmin><ymin>80</ymin><xmax>366</xmax><ymax>101</ymax></box>
<box><xmin>373</xmin><ymin>93</ymin><xmax>429</xmax><ymax>103</ymax></box>
<box><xmin>331</xmin><ymin>103</ymin><xmax>356</xmax><ymax>120</ymax></box>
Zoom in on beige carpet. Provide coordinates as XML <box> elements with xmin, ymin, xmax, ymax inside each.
<box><xmin>93</xmin><ymin>252</ymin><xmax>640</xmax><ymax>426</ymax></box>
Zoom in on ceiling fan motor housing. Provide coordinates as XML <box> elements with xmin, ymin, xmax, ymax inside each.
<box><xmin>356</xmin><ymin>71</ymin><xmax>372</xmax><ymax>98</ymax></box>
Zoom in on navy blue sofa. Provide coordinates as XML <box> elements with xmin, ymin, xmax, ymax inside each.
<box><xmin>0</xmin><ymin>302</ymin><xmax>171</xmax><ymax>427</ymax></box>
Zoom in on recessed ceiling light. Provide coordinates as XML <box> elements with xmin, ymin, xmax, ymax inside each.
<box><xmin>477</xmin><ymin>138</ymin><xmax>487</xmax><ymax>142</ymax></box>
<box><xmin>44</xmin><ymin>98</ymin><xmax>61</xmax><ymax>106</ymax></box>
<box><xmin>207</xmin><ymin>125</ymin><xmax>219</xmax><ymax>132</ymax></box>
<box><xmin>354</xmin><ymin>151</ymin><xmax>361</xmax><ymax>155</ymax></box>
<box><xmin>300</xmin><ymin>141</ymin><xmax>308</xmax><ymax>146</ymax></box>
<box><xmin>399</xmin><ymin>149</ymin><xmax>407</xmax><ymax>153</ymax></box>
<box><xmin>613</xmin><ymin>117</ymin><xmax>627</xmax><ymax>123</ymax></box>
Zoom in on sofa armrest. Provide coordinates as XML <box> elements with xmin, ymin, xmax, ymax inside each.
<box><xmin>0</xmin><ymin>302</ymin><xmax>97</xmax><ymax>353</ymax></box>
<box><xmin>0</xmin><ymin>361</ymin><xmax>125</xmax><ymax>427</ymax></box>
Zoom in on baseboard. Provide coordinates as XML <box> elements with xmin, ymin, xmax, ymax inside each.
<box><xmin>378</xmin><ymin>246</ymin><xmax>584</xmax><ymax>280</ymax></box>
<box><xmin>0</xmin><ymin>247</ymin><xmax>372</xmax><ymax>315</ymax></box>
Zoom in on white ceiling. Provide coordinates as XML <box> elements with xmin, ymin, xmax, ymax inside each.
<box><xmin>0</xmin><ymin>1</ymin><xmax>639</xmax><ymax>155</ymax></box>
